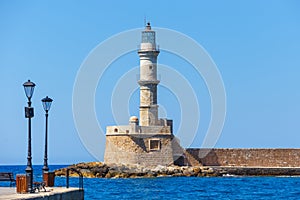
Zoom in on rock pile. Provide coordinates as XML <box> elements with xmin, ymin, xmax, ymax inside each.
<box><xmin>54</xmin><ymin>162</ymin><xmax>218</xmax><ymax>178</ymax></box>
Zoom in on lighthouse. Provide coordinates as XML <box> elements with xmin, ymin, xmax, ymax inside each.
<box><xmin>138</xmin><ymin>22</ymin><xmax>160</xmax><ymax>126</ymax></box>
<box><xmin>104</xmin><ymin>23</ymin><xmax>176</xmax><ymax>166</ymax></box>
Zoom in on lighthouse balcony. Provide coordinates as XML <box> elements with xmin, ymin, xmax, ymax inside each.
<box><xmin>138</xmin><ymin>79</ymin><xmax>160</xmax><ymax>85</ymax></box>
<box><xmin>106</xmin><ymin>121</ymin><xmax>173</xmax><ymax>136</ymax></box>
<box><xmin>138</xmin><ymin>44</ymin><xmax>160</xmax><ymax>53</ymax></box>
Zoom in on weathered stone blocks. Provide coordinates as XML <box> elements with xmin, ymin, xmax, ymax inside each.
<box><xmin>104</xmin><ymin>134</ymin><xmax>174</xmax><ymax>166</ymax></box>
<box><xmin>186</xmin><ymin>148</ymin><xmax>300</xmax><ymax>167</ymax></box>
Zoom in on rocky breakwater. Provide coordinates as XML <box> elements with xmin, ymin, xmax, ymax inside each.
<box><xmin>54</xmin><ymin>162</ymin><xmax>218</xmax><ymax>178</ymax></box>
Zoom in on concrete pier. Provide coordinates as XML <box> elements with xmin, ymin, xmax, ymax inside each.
<box><xmin>0</xmin><ymin>187</ymin><xmax>84</xmax><ymax>200</ymax></box>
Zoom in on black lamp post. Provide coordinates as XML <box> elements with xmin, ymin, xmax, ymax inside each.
<box><xmin>41</xmin><ymin>96</ymin><xmax>53</xmax><ymax>173</ymax></box>
<box><xmin>23</xmin><ymin>80</ymin><xmax>35</xmax><ymax>193</ymax></box>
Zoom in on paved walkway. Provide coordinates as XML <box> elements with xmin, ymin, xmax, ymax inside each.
<box><xmin>0</xmin><ymin>187</ymin><xmax>83</xmax><ymax>200</ymax></box>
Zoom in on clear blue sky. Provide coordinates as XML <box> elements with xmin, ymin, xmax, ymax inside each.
<box><xmin>0</xmin><ymin>1</ymin><xmax>299</xmax><ymax>165</ymax></box>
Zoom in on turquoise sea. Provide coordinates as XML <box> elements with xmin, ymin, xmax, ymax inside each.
<box><xmin>1</xmin><ymin>165</ymin><xmax>300</xmax><ymax>199</ymax></box>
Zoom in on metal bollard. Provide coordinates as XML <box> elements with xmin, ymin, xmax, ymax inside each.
<box><xmin>66</xmin><ymin>169</ymin><xmax>69</xmax><ymax>188</ymax></box>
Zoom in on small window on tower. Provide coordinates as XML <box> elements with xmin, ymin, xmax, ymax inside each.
<box><xmin>149</xmin><ymin>139</ymin><xmax>160</xmax><ymax>151</ymax></box>
<box><xmin>149</xmin><ymin>65</ymin><xmax>153</xmax><ymax>70</ymax></box>
<box><xmin>114</xmin><ymin>128</ymin><xmax>118</xmax><ymax>133</ymax></box>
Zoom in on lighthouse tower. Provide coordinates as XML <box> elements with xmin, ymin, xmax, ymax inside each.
<box><xmin>138</xmin><ymin>22</ymin><xmax>160</xmax><ymax>126</ymax></box>
<box><xmin>104</xmin><ymin>23</ymin><xmax>176</xmax><ymax>167</ymax></box>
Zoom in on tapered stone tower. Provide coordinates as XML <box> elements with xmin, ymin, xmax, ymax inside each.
<box><xmin>138</xmin><ymin>22</ymin><xmax>160</xmax><ymax>126</ymax></box>
<box><xmin>104</xmin><ymin>23</ymin><xmax>175</xmax><ymax>166</ymax></box>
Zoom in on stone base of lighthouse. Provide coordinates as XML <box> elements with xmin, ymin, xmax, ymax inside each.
<box><xmin>104</xmin><ymin>118</ymin><xmax>175</xmax><ymax>166</ymax></box>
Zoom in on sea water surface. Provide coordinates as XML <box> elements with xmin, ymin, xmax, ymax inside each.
<box><xmin>1</xmin><ymin>165</ymin><xmax>300</xmax><ymax>199</ymax></box>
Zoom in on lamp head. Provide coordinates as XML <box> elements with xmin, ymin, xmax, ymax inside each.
<box><xmin>41</xmin><ymin>96</ymin><xmax>53</xmax><ymax>112</ymax></box>
<box><xmin>23</xmin><ymin>80</ymin><xmax>35</xmax><ymax>100</ymax></box>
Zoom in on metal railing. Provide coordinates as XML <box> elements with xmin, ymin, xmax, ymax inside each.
<box><xmin>66</xmin><ymin>168</ymin><xmax>83</xmax><ymax>190</ymax></box>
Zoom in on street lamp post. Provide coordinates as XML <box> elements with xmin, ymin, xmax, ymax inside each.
<box><xmin>41</xmin><ymin>96</ymin><xmax>53</xmax><ymax>173</ymax></box>
<box><xmin>23</xmin><ymin>80</ymin><xmax>35</xmax><ymax>193</ymax></box>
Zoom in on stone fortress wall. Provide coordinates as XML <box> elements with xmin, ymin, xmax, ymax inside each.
<box><xmin>104</xmin><ymin>135</ymin><xmax>174</xmax><ymax>166</ymax></box>
<box><xmin>104</xmin><ymin>117</ymin><xmax>174</xmax><ymax>166</ymax></box>
<box><xmin>185</xmin><ymin>148</ymin><xmax>300</xmax><ymax>167</ymax></box>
